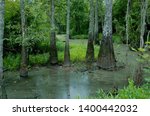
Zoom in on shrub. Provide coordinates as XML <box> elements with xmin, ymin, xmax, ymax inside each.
<box><xmin>113</xmin><ymin>34</ymin><xmax>122</xmax><ymax>44</ymax></box>
<box><xmin>116</xmin><ymin>80</ymin><xmax>150</xmax><ymax>99</ymax></box>
<box><xmin>4</xmin><ymin>54</ymin><xmax>20</xmax><ymax>70</ymax></box>
<box><xmin>95</xmin><ymin>80</ymin><xmax>150</xmax><ymax>99</ymax></box>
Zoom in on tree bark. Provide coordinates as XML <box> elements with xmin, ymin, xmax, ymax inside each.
<box><xmin>125</xmin><ymin>0</ymin><xmax>131</xmax><ymax>63</ymax></box>
<box><xmin>86</xmin><ymin>0</ymin><xmax>95</xmax><ymax>63</ymax></box>
<box><xmin>0</xmin><ymin>0</ymin><xmax>4</xmax><ymax>83</ymax></box>
<box><xmin>20</xmin><ymin>0</ymin><xmax>28</xmax><ymax>77</ymax></box>
<box><xmin>140</xmin><ymin>0</ymin><xmax>148</xmax><ymax>48</ymax></box>
<box><xmin>126</xmin><ymin>0</ymin><xmax>131</xmax><ymax>46</ymax></box>
<box><xmin>64</xmin><ymin>0</ymin><xmax>71</xmax><ymax>66</ymax></box>
<box><xmin>0</xmin><ymin>0</ymin><xmax>7</xmax><ymax>99</ymax></box>
<box><xmin>97</xmin><ymin>0</ymin><xmax>116</xmax><ymax>69</ymax></box>
<box><xmin>94</xmin><ymin>0</ymin><xmax>99</xmax><ymax>45</ymax></box>
<box><xmin>49</xmin><ymin>0</ymin><xmax>58</xmax><ymax>65</ymax></box>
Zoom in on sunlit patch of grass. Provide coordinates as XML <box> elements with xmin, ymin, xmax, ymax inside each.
<box><xmin>29</xmin><ymin>53</ymin><xmax>49</xmax><ymax>66</ymax></box>
<box><xmin>57</xmin><ymin>40</ymin><xmax>99</xmax><ymax>63</ymax></box>
<box><xmin>70</xmin><ymin>44</ymin><xmax>87</xmax><ymax>62</ymax></box>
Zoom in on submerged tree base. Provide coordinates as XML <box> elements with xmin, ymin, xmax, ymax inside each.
<box><xmin>86</xmin><ymin>38</ymin><xmax>94</xmax><ymax>63</ymax></box>
<box><xmin>97</xmin><ymin>36</ymin><xmax>116</xmax><ymax>70</ymax></box>
<box><xmin>20</xmin><ymin>69</ymin><xmax>28</xmax><ymax>78</ymax></box>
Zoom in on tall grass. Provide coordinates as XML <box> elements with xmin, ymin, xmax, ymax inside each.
<box><xmin>4</xmin><ymin>40</ymin><xmax>100</xmax><ymax>70</ymax></box>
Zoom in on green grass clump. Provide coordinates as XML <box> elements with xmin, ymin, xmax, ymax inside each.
<box><xmin>58</xmin><ymin>41</ymin><xmax>99</xmax><ymax>63</ymax></box>
<box><xmin>94</xmin><ymin>80</ymin><xmax>150</xmax><ymax>99</ymax></box>
<box><xmin>70</xmin><ymin>44</ymin><xmax>86</xmax><ymax>62</ymax></box>
<box><xmin>4</xmin><ymin>54</ymin><xmax>20</xmax><ymax>70</ymax></box>
<box><xmin>29</xmin><ymin>53</ymin><xmax>49</xmax><ymax>66</ymax></box>
<box><xmin>116</xmin><ymin>80</ymin><xmax>150</xmax><ymax>99</ymax></box>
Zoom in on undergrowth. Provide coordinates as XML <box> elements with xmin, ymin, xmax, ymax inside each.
<box><xmin>4</xmin><ymin>40</ymin><xmax>99</xmax><ymax>70</ymax></box>
<box><xmin>94</xmin><ymin>80</ymin><xmax>150</xmax><ymax>99</ymax></box>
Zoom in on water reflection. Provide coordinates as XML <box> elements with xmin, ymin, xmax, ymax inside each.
<box><xmin>4</xmin><ymin>67</ymin><xmax>128</xmax><ymax>99</ymax></box>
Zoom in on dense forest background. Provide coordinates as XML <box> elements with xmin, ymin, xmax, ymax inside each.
<box><xmin>0</xmin><ymin>0</ymin><xmax>150</xmax><ymax>99</ymax></box>
<box><xmin>3</xmin><ymin>0</ymin><xmax>150</xmax><ymax>65</ymax></box>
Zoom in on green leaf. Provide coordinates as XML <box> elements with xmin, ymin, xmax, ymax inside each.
<box><xmin>138</xmin><ymin>48</ymin><xmax>146</xmax><ymax>52</ymax></box>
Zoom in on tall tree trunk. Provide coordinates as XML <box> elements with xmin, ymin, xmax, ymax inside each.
<box><xmin>99</xmin><ymin>0</ymin><xmax>104</xmax><ymax>32</ymax></box>
<box><xmin>125</xmin><ymin>0</ymin><xmax>131</xmax><ymax>63</ymax></box>
<box><xmin>140</xmin><ymin>0</ymin><xmax>148</xmax><ymax>48</ymax></box>
<box><xmin>126</xmin><ymin>0</ymin><xmax>131</xmax><ymax>46</ymax></box>
<box><xmin>97</xmin><ymin>0</ymin><xmax>116</xmax><ymax>69</ymax></box>
<box><xmin>49</xmin><ymin>0</ymin><xmax>58</xmax><ymax>65</ymax></box>
<box><xmin>94</xmin><ymin>0</ymin><xmax>99</xmax><ymax>45</ymax></box>
<box><xmin>64</xmin><ymin>0</ymin><xmax>71</xmax><ymax>66</ymax></box>
<box><xmin>20</xmin><ymin>0</ymin><xmax>28</xmax><ymax>77</ymax></box>
<box><xmin>0</xmin><ymin>0</ymin><xmax>4</xmax><ymax>86</ymax></box>
<box><xmin>0</xmin><ymin>0</ymin><xmax>7</xmax><ymax>98</ymax></box>
<box><xmin>86</xmin><ymin>0</ymin><xmax>94</xmax><ymax>63</ymax></box>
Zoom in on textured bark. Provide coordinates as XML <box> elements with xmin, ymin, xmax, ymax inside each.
<box><xmin>140</xmin><ymin>0</ymin><xmax>148</xmax><ymax>48</ymax></box>
<box><xmin>0</xmin><ymin>0</ymin><xmax>7</xmax><ymax>99</ymax></box>
<box><xmin>0</xmin><ymin>0</ymin><xmax>4</xmax><ymax>83</ymax></box>
<box><xmin>20</xmin><ymin>0</ymin><xmax>28</xmax><ymax>77</ymax></box>
<box><xmin>49</xmin><ymin>0</ymin><xmax>58</xmax><ymax>64</ymax></box>
<box><xmin>86</xmin><ymin>0</ymin><xmax>94</xmax><ymax>63</ymax></box>
<box><xmin>94</xmin><ymin>0</ymin><xmax>99</xmax><ymax>45</ymax></box>
<box><xmin>97</xmin><ymin>0</ymin><xmax>116</xmax><ymax>69</ymax></box>
<box><xmin>125</xmin><ymin>0</ymin><xmax>131</xmax><ymax>63</ymax></box>
<box><xmin>64</xmin><ymin>0</ymin><xmax>71</xmax><ymax>66</ymax></box>
<box><xmin>126</xmin><ymin>0</ymin><xmax>131</xmax><ymax>46</ymax></box>
<box><xmin>99</xmin><ymin>0</ymin><xmax>104</xmax><ymax>31</ymax></box>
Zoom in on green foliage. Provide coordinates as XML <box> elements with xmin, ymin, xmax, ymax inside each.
<box><xmin>116</xmin><ymin>80</ymin><xmax>150</xmax><ymax>99</ymax></box>
<box><xmin>4</xmin><ymin>0</ymin><xmax>21</xmax><ymax>54</ymax></box>
<box><xmin>70</xmin><ymin>0</ymin><xmax>89</xmax><ymax>35</ymax></box>
<box><xmin>3</xmin><ymin>39</ymin><xmax>100</xmax><ymax>70</ymax></box>
<box><xmin>113</xmin><ymin>34</ymin><xmax>122</xmax><ymax>44</ymax></box>
<box><xmin>112</xmin><ymin>0</ymin><xmax>143</xmax><ymax>48</ymax></box>
<box><xmin>5</xmin><ymin>0</ymin><xmax>20</xmax><ymax>22</ymax></box>
<box><xmin>70</xmin><ymin>43</ymin><xmax>99</xmax><ymax>62</ymax></box>
<box><xmin>135</xmin><ymin>44</ymin><xmax>150</xmax><ymax>64</ymax></box>
<box><xmin>55</xmin><ymin>0</ymin><xmax>67</xmax><ymax>33</ymax></box>
<box><xmin>94</xmin><ymin>89</ymin><xmax>114</xmax><ymax>99</ymax></box>
<box><xmin>71</xmin><ymin>35</ymin><xmax>88</xmax><ymax>39</ymax></box>
<box><xmin>95</xmin><ymin>80</ymin><xmax>150</xmax><ymax>99</ymax></box>
<box><xmin>70</xmin><ymin>44</ymin><xmax>86</xmax><ymax>62</ymax></box>
<box><xmin>57</xmin><ymin>41</ymin><xmax>65</xmax><ymax>52</ymax></box>
<box><xmin>4</xmin><ymin>54</ymin><xmax>20</xmax><ymax>70</ymax></box>
<box><xmin>57</xmin><ymin>40</ymin><xmax>99</xmax><ymax>63</ymax></box>
<box><xmin>4</xmin><ymin>0</ymin><xmax>50</xmax><ymax>55</ymax></box>
<box><xmin>29</xmin><ymin>53</ymin><xmax>49</xmax><ymax>66</ymax></box>
<box><xmin>98</xmin><ymin>33</ymin><xmax>102</xmax><ymax>40</ymax></box>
